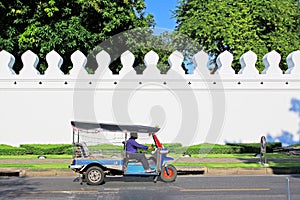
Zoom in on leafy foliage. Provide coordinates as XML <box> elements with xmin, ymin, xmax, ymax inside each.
<box><xmin>86</xmin><ymin>28</ymin><xmax>196</xmax><ymax>74</ymax></box>
<box><xmin>185</xmin><ymin>142</ymin><xmax>281</xmax><ymax>154</ymax></box>
<box><xmin>226</xmin><ymin>142</ymin><xmax>282</xmax><ymax>153</ymax></box>
<box><xmin>88</xmin><ymin>144</ymin><xmax>123</xmax><ymax>150</ymax></box>
<box><xmin>186</xmin><ymin>143</ymin><xmax>243</xmax><ymax>154</ymax></box>
<box><xmin>175</xmin><ymin>0</ymin><xmax>300</xmax><ymax>72</ymax></box>
<box><xmin>0</xmin><ymin>0</ymin><xmax>154</xmax><ymax>73</ymax></box>
<box><xmin>0</xmin><ymin>142</ymin><xmax>283</xmax><ymax>155</ymax></box>
<box><xmin>0</xmin><ymin>144</ymin><xmax>26</xmax><ymax>155</ymax></box>
<box><xmin>20</xmin><ymin>144</ymin><xmax>72</xmax><ymax>155</ymax></box>
<box><xmin>127</xmin><ymin>30</ymin><xmax>199</xmax><ymax>74</ymax></box>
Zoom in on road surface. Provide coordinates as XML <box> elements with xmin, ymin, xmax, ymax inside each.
<box><xmin>1</xmin><ymin>175</ymin><xmax>299</xmax><ymax>199</ymax></box>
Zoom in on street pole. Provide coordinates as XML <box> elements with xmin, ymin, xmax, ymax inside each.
<box><xmin>286</xmin><ymin>177</ymin><xmax>290</xmax><ymax>200</ymax></box>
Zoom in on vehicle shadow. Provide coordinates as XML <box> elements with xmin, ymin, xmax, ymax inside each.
<box><xmin>0</xmin><ymin>177</ymin><xmax>39</xmax><ymax>199</ymax></box>
<box><xmin>103</xmin><ymin>175</ymin><xmax>157</xmax><ymax>184</ymax></box>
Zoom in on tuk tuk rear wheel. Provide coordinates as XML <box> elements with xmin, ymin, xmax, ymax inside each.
<box><xmin>160</xmin><ymin>164</ymin><xmax>177</xmax><ymax>182</ymax></box>
<box><xmin>86</xmin><ymin>166</ymin><xmax>105</xmax><ymax>185</ymax></box>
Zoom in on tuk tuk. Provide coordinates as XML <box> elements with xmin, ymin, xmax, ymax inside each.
<box><xmin>69</xmin><ymin>121</ymin><xmax>177</xmax><ymax>185</ymax></box>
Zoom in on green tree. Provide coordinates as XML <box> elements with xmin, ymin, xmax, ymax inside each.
<box><xmin>175</xmin><ymin>0</ymin><xmax>300</xmax><ymax>72</ymax></box>
<box><xmin>111</xmin><ymin>29</ymin><xmax>195</xmax><ymax>74</ymax></box>
<box><xmin>0</xmin><ymin>0</ymin><xmax>154</xmax><ymax>73</ymax></box>
<box><xmin>102</xmin><ymin>28</ymin><xmax>200</xmax><ymax>74</ymax></box>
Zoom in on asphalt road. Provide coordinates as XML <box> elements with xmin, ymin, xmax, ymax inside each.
<box><xmin>1</xmin><ymin>175</ymin><xmax>300</xmax><ymax>200</ymax></box>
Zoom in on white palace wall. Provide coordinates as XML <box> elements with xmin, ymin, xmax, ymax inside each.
<box><xmin>0</xmin><ymin>49</ymin><xmax>300</xmax><ymax>146</ymax></box>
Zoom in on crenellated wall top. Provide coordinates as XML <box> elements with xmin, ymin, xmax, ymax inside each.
<box><xmin>0</xmin><ymin>49</ymin><xmax>299</xmax><ymax>90</ymax></box>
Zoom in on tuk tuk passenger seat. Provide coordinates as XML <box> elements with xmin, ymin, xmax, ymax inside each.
<box><xmin>75</xmin><ymin>142</ymin><xmax>91</xmax><ymax>158</ymax></box>
<box><xmin>124</xmin><ymin>153</ymin><xmax>139</xmax><ymax>167</ymax></box>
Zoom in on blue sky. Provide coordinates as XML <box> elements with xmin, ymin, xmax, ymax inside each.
<box><xmin>144</xmin><ymin>0</ymin><xmax>178</xmax><ymax>30</ymax></box>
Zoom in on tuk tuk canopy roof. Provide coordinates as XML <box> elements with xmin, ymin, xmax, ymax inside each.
<box><xmin>71</xmin><ymin>121</ymin><xmax>160</xmax><ymax>134</ymax></box>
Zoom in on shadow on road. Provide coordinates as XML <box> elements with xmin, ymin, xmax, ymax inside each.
<box><xmin>0</xmin><ymin>177</ymin><xmax>39</xmax><ymax>199</ymax></box>
<box><xmin>103</xmin><ymin>175</ymin><xmax>157</xmax><ymax>184</ymax></box>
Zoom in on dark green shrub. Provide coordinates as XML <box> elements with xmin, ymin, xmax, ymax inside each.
<box><xmin>163</xmin><ymin>143</ymin><xmax>183</xmax><ymax>148</ymax></box>
<box><xmin>20</xmin><ymin>144</ymin><xmax>72</xmax><ymax>155</ymax></box>
<box><xmin>227</xmin><ymin>143</ymin><xmax>260</xmax><ymax>153</ymax></box>
<box><xmin>65</xmin><ymin>147</ymin><xmax>73</xmax><ymax>155</ymax></box>
<box><xmin>265</xmin><ymin>142</ymin><xmax>282</xmax><ymax>153</ymax></box>
<box><xmin>226</xmin><ymin>142</ymin><xmax>282</xmax><ymax>153</ymax></box>
<box><xmin>88</xmin><ymin>144</ymin><xmax>123</xmax><ymax>151</ymax></box>
<box><xmin>162</xmin><ymin>143</ymin><xmax>185</xmax><ymax>154</ymax></box>
<box><xmin>186</xmin><ymin>143</ymin><xmax>242</xmax><ymax>154</ymax></box>
<box><xmin>0</xmin><ymin>144</ymin><xmax>26</xmax><ymax>155</ymax></box>
<box><xmin>290</xmin><ymin>144</ymin><xmax>300</xmax><ymax>147</ymax></box>
<box><xmin>87</xmin><ymin>144</ymin><xmax>124</xmax><ymax>154</ymax></box>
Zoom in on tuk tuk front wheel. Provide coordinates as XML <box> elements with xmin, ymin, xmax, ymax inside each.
<box><xmin>86</xmin><ymin>166</ymin><xmax>105</xmax><ymax>185</ymax></box>
<box><xmin>160</xmin><ymin>164</ymin><xmax>177</xmax><ymax>182</ymax></box>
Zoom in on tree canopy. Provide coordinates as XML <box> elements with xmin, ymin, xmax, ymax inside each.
<box><xmin>175</xmin><ymin>0</ymin><xmax>300</xmax><ymax>72</ymax></box>
<box><xmin>0</xmin><ymin>0</ymin><xmax>154</xmax><ymax>73</ymax></box>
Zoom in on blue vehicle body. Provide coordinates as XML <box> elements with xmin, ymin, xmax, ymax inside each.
<box><xmin>70</xmin><ymin>147</ymin><xmax>174</xmax><ymax>175</ymax></box>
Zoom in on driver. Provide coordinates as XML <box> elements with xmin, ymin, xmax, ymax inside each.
<box><xmin>126</xmin><ymin>132</ymin><xmax>155</xmax><ymax>173</ymax></box>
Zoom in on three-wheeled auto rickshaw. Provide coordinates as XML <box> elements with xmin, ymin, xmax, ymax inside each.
<box><xmin>69</xmin><ymin>121</ymin><xmax>177</xmax><ymax>185</ymax></box>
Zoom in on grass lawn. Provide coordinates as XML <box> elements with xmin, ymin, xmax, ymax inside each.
<box><xmin>0</xmin><ymin>163</ymin><xmax>70</xmax><ymax>170</ymax></box>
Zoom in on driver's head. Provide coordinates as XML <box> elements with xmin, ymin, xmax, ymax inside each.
<box><xmin>130</xmin><ymin>132</ymin><xmax>138</xmax><ymax>139</ymax></box>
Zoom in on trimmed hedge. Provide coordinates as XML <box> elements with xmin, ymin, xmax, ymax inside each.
<box><xmin>289</xmin><ymin>144</ymin><xmax>300</xmax><ymax>147</ymax></box>
<box><xmin>88</xmin><ymin>144</ymin><xmax>123</xmax><ymax>151</ymax></box>
<box><xmin>226</xmin><ymin>142</ymin><xmax>282</xmax><ymax>153</ymax></box>
<box><xmin>184</xmin><ymin>142</ymin><xmax>282</xmax><ymax>155</ymax></box>
<box><xmin>0</xmin><ymin>144</ymin><xmax>26</xmax><ymax>155</ymax></box>
<box><xmin>162</xmin><ymin>143</ymin><xmax>185</xmax><ymax>154</ymax></box>
<box><xmin>0</xmin><ymin>142</ymin><xmax>283</xmax><ymax>155</ymax></box>
<box><xmin>20</xmin><ymin>144</ymin><xmax>72</xmax><ymax>155</ymax></box>
<box><xmin>186</xmin><ymin>143</ymin><xmax>243</xmax><ymax>154</ymax></box>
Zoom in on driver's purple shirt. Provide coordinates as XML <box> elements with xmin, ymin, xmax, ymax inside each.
<box><xmin>126</xmin><ymin>138</ymin><xmax>148</xmax><ymax>153</ymax></box>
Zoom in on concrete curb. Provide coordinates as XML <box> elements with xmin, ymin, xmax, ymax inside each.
<box><xmin>176</xmin><ymin>167</ymin><xmax>300</xmax><ymax>175</ymax></box>
<box><xmin>0</xmin><ymin>168</ymin><xmax>27</xmax><ymax>177</ymax></box>
<box><xmin>24</xmin><ymin>170</ymin><xmax>75</xmax><ymax>177</ymax></box>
